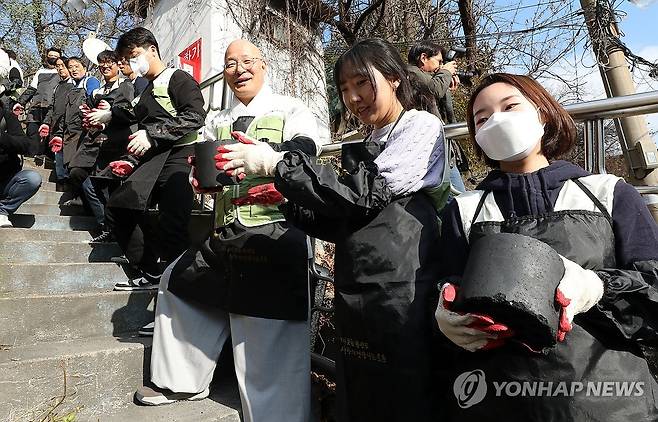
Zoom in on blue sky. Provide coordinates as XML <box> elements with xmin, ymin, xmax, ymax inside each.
<box><xmin>617</xmin><ymin>0</ymin><xmax>658</xmax><ymax>52</ymax></box>
<box><xmin>492</xmin><ymin>0</ymin><xmax>658</xmax><ymax>140</ymax></box>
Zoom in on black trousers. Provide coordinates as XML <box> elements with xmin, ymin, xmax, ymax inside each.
<box><xmin>105</xmin><ymin>148</ymin><xmax>193</xmax><ymax>275</ymax></box>
<box><xmin>69</xmin><ymin>167</ymin><xmax>111</xmax><ymax>227</ymax></box>
<box><xmin>25</xmin><ymin>107</ymin><xmax>48</xmax><ymax>157</ymax></box>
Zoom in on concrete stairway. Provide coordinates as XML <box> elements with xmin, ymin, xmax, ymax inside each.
<box><xmin>0</xmin><ymin>159</ymin><xmax>240</xmax><ymax>422</ymax></box>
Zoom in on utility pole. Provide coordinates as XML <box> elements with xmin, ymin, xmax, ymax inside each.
<box><xmin>580</xmin><ymin>0</ymin><xmax>658</xmax><ymax>210</ymax></box>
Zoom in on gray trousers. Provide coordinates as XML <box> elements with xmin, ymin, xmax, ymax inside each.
<box><xmin>150</xmin><ymin>254</ymin><xmax>311</xmax><ymax>422</ymax></box>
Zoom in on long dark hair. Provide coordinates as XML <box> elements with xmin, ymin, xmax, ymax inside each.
<box><xmin>334</xmin><ymin>38</ymin><xmax>414</xmax><ymax>111</ymax></box>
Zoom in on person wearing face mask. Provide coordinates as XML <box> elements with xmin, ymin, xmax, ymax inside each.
<box><xmin>118</xmin><ymin>57</ymin><xmax>148</xmax><ymax>97</ymax></box>
<box><xmin>13</xmin><ymin>47</ymin><xmax>62</xmax><ymax>156</ymax></box>
<box><xmin>434</xmin><ymin>73</ymin><xmax>658</xmax><ymax>420</ymax></box>
<box><xmin>67</xmin><ymin>50</ymin><xmax>135</xmax><ymax>242</ymax></box>
<box><xmin>131</xmin><ymin>39</ymin><xmax>324</xmax><ymax>422</ymax></box>
<box><xmin>220</xmin><ymin>38</ymin><xmax>448</xmax><ymax>422</ymax></box>
<box><xmin>104</xmin><ymin>27</ymin><xmax>205</xmax><ymax>290</ymax></box>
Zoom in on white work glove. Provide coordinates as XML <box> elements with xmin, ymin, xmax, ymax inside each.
<box><xmin>127</xmin><ymin>129</ymin><xmax>152</xmax><ymax>157</ymax></box>
<box><xmin>555</xmin><ymin>255</ymin><xmax>604</xmax><ymax>341</ymax></box>
<box><xmin>434</xmin><ymin>283</ymin><xmax>513</xmax><ymax>352</ymax></box>
<box><xmin>218</xmin><ymin>131</ymin><xmax>284</xmax><ymax>177</ymax></box>
<box><xmin>88</xmin><ymin>100</ymin><xmax>112</xmax><ymax>125</ymax></box>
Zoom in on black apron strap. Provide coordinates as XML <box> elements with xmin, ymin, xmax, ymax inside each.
<box><xmin>471</xmin><ymin>190</ymin><xmax>491</xmax><ymax>227</ymax></box>
<box><xmin>572</xmin><ymin>178</ymin><xmax>613</xmax><ymax>225</ymax></box>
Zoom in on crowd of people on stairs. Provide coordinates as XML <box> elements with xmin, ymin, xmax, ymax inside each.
<box><xmin>1</xmin><ymin>26</ymin><xmax>657</xmax><ymax>422</ymax></box>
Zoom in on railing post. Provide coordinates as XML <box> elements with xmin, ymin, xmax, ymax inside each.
<box><xmin>583</xmin><ymin>120</ymin><xmax>594</xmax><ymax>173</ymax></box>
<box><xmin>593</xmin><ymin>118</ymin><xmax>606</xmax><ymax>174</ymax></box>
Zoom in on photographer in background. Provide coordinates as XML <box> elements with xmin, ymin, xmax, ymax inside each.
<box><xmin>407</xmin><ymin>41</ymin><xmax>468</xmax><ymax>192</ymax></box>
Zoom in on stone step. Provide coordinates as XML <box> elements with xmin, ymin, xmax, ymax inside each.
<box><xmin>23</xmin><ymin>155</ymin><xmax>54</xmax><ymax>170</ymax></box>
<box><xmin>8</xmin><ymin>213</ymin><xmax>98</xmax><ymax>231</ymax></box>
<box><xmin>104</xmin><ymin>379</ymin><xmax>242</xmax><ymax>422</ymax></box>
<box><xmin>0</xmin><ymin>336</ymin><xmax>151</xmax><ymax>421</ymax></box>
<box><xmin>0</xmin><ymin>336</ymin><xmax>241</xmax><ymax>421</ymax></box>
<box><xmin>30</xmin><ymin>164</ymin><xmax>56</xmax><ymax>180</ymax></box>
<box><xmin>40</xmin><ymin>179</ymin><xmax>72</xmax><ymax>191</ymax></box>
<box><xmin>0</xmin><ymin>262</ymin><xmax>129</xmax><ymax>295</ymax></box>
<box><xmin>0</xmin><ymin>241</ymin><xmax>122</xmax><ymax>264</ymax></box>
<box><xmin>0</xmin><ymin>228</ymin><xmax>92</xmax><ymax>242</ymax></box>
<box><xmin>17</xmin><ymin>203</ymin><xmax>88</xmax><ymax>216</ymax></box>
<box><xmin>0</xmin><ymin>291</ymin><xmax>155</xmax><ymax>346</ymax></box>
<box><xmin>25</xmin><ymin>189</ymin><xmax>67</xmax><ymax>205</ymax></box>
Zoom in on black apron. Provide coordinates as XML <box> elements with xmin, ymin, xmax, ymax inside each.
<box><xmin>442</xmin><ymin>178</ymin><xmax>658</xmax><ymax>421</ymax></box>
<box><xmin>166</xmin><ymin>115</ymin><xmax>310</xmax><ymax>321</ymax></box>
<box><xmin>106</xmin><ymin>79</ymin><xmax>176</xmax><ymax>211</ymax></box>
<box><xmin>70</xmin><ymin>80</ymin><xmax>134</xmax><ymax>171</ymax></box>
<box><xmin>62</xmin><ymin>87</ymin><xmax>87</xmax><ymax>166</ymax></box>
<box><xmin>333</xmin><ymin>113</ymin><xmax>443</xmax><ymax>422</ymax></box>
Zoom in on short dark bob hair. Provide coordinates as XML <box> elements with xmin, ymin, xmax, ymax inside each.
<box><xmin>467</xmin><ymin>73</ymin><xmax>577</xmax><ymax>168</ymax></box>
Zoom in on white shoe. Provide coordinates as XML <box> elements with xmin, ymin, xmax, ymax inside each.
<box><xmin>138</xmin><ymin>321</ymin><xmax>155</xmax><ymax>337</ymax></box>
<box><xmin>0</xmin><ymin>214</ymin><xmax>12</xmax><ymax>228</ymax></box>
<box><xmin>135</xmin><ymin>385</ymin><xmax>210</xmax><ymax>406</ymax></box>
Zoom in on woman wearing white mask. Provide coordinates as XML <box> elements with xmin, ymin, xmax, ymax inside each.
<box><xmin>434</xmin><ymin>73</ymin><xmax>658</xmax><ymax>420</ymax></box>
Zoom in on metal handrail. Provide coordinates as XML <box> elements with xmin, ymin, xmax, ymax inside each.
<box><xmin>199</xmin><ymin>72</ymin><xmax>223</xmax><ymax>90</ymax></box>
<box><xmin>565</xmin><ymin>90</ymin><xmax>658</xmax><ymax>120</ymax></box>
<box><xmin>319</xmin><ymin>90</ymin><xmax>658</xmax><ymax>156</ymax></box>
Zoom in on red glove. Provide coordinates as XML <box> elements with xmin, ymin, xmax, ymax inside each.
<box><xmin>214</xmin><ymin>132</ymin><xmax>259</xmax><ymax>176</ymax></box>
<box><xmin>39</xmin><ymin>124</ymin><xmax>50</xmax><ymax>138</ymax></box>
<box><xmin>230</xmin><ymin>130</ymin><xmax>257</xmax><ymax>145</ymax></box>
<box><xmin>80</xmin><ymin>104</ymin><xmax>92</xmax><ymax>130</ymax></box>
<box><xmin>231</xmin><ymin>183</ymin><xmax>285</xmax><ymax>206</ymax></box>
<box><xmin>49</xmin><ymin>136</ymin><xmax>63</xmax><ymax>153</ymax></box>
<box><xmin>555</xmin><ymin>289</ymin><xmax>572</xmax><ymax>342</ymax></box>
<box><xmin>96</xmin><ymin>100</ymin><xmax>111</xmax><ymax>110</ymax></box>
<box><xmin>12</xmin><ymin>103</ymin><xmax>23</xmax><ymax>117</ymax></box>
<box><xmin>213</xmin><ymin>145</ymin><xmax>232</xmax><ymax>171</ymax></box>
<box><xmin>109</xmin><ymin>160</ymin><xmax>135</xmax><ymax>177</ymax></box>
<box><xmin>435</xmin><ymin>283</ymin><xmax>515</xmax><ymax>351</ymax></box>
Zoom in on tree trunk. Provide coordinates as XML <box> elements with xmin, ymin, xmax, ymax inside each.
<box><xmin>32</xmin><ymin>0</ymin><xmax>46</xmax><ymax>59</ymax></box>
<box><xmin>457</xmin><ymin>0</ymin><xmax>477</xmax><ymax>71</ymax></box>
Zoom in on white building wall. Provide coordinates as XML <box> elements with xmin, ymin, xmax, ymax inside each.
<box><xmin>142</xmin><ymin>0</ymin><xmax>330</xmax><ymax>142</ymax></box>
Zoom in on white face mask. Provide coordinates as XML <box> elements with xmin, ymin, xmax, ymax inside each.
<box><xmin>475</xmin><ymin>109</ymin><xmax>545</xmax><ymax>162</ymax></box>
<box><xmin>129</xmin><ymin>52</ymin><xmax>150</xmax><ymax>78</ymax></box>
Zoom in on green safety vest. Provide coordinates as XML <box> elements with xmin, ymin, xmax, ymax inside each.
<box><xmin>214</xmin><ymin>113</ymin><xmax>286</xmax><ymax>228</ymax></box>
<box><xmin>149</xmin><ymin>68</ymin><xmax>199</xmax><ymax>147</ymax></box>
<box><xmin>214</xmin><ymin>112</ymin><xmax>452</xmax><ymax>228</ymax></box>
